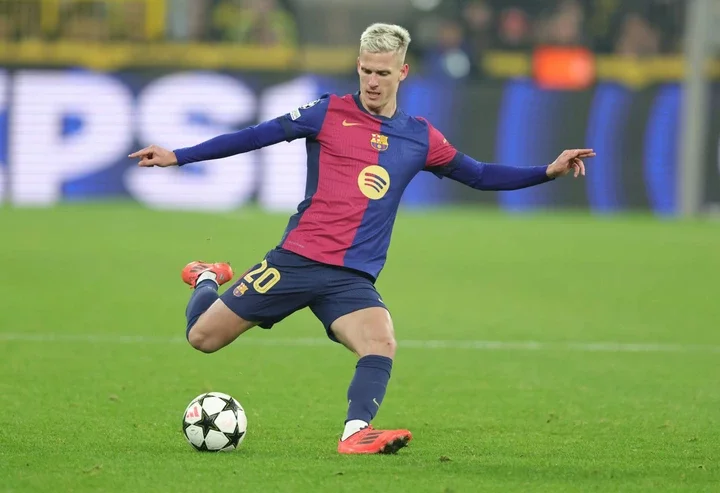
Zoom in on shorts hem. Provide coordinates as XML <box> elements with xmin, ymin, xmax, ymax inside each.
<box><xmin>218</xmin><ymin>295</ymin><xmax>276</xmax><ymax>329</ymax></box>
<box><xmin>320</xmin><ymin>302</ymin><xmax>390</xmax><ymax>342</ymax></box>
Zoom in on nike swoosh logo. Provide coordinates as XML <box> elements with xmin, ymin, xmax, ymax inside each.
<box><xmin>342</xmin><ymin>120</ymin><xmax>361</xmax><ymax>127</ymax></box>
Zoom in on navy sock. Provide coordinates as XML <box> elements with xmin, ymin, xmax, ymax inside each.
<box><xmin>185</xmin><ymin>280</ymin><xmax>219</xmax><ymax>339</ymax></box>
<box><xmin>345</xmin><ymin>355</ymin><xmax>393</xmax><ymax>423</ymax></box>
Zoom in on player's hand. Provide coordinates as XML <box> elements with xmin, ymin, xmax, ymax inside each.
<box><xmin>546</xmin><ymin>149</ymin><xmax>595</xmax><ymax>179</ymax></box>
<box><xmin>128</xmin><ymin>145</ymin><xmax>178</xmax><ymax>167</ymax></box>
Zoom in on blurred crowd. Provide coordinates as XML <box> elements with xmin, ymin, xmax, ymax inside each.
<box><xmin>0</xmin><ymin>0</ymin><xmax>688</xmax><ymax>58</ymax></box>
<box><xmin>419</xmin><ymin>0</ymin><xmax>685</xmax><ymax>56</ymax></box>
<box><xmin>166</xmin><ymin>0</ymin><xmax>298</xmax><ymax>46</ymax></box>
<box><xmin>413</xmin><ymin>0</ymin><xmax>687</xmax><ymax>79</ymax></box>
<box><xmin>0</xmin><ymin>0</ymin><xmax>298</xmax><ymax>44</ymax></box>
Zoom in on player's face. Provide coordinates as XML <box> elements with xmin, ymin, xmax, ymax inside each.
<box><xmin>357</xmin><ymin>51</ymin><xmax>409</xmax><ymax>115</ymax></box>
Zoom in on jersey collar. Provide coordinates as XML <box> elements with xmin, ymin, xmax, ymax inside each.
<box><xmin>352</xmin><ymin>92</ymin><xmax>401</xmax><ymax>122</ymax></box>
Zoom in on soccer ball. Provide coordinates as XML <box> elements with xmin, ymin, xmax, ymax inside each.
<box><xmin>182</xmin><ymin>392</ymin><xmax>247</xmax><ymax>452</ymax></box>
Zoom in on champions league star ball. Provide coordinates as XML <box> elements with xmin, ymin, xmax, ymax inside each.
<box><xmin>182</xmin><ymin>392</ymin><xmax>247</xmax><ymax>452</ymax></box>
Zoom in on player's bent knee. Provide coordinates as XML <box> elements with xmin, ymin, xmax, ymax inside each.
<box><xmin>187</xmin><ymin>300</ymin><xmax>257</xmax><ymax>354</ymax></box>
<box><xmin>366</xmin><ymin>332</ymin><xmax>397</xmax><ymax>358</ymax></box>
<box><xmin>330</xmin><ymin>307</ymin><xmax>397</xmax><ymax>358</ymax></box>
<box><xmin>362</xmin><ymin>325</ymin><xmax>397</xmax><ymax>356</ymax></box>
<box><xmin>187</xmin><ymin>327</ymin><xmax>219</xmax><ymax>354</ymax></box>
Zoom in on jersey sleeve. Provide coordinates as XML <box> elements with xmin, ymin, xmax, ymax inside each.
<box><xmin>278</xmin><ymin>93</ymin><xmax>331</xmax><ymax>142</ymax></box>
<box><xmin>421</xmin><ymin>120</ymin><xmax>459</xmax><ymax>173</ymax></box>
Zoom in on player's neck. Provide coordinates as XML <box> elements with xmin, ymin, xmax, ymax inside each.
<box><xmin>360</xmin><ymin>95</ymin><xmax>397</xmax><ymax>119</ymax></box>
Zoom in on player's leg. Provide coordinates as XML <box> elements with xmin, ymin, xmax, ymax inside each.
<box><xmin>182</xmin><ymin>261</ymin><xmax>258</xmax><ymax>353</ymax></box>
<box><xmin>333</xmin><ymin>308</ymin><xmax>397</xmax><ymax>426</ymax></box>
<box><xmin>311</xmin><ymin>280</ymin><xmax>411</xmax><ymax>454</ymax></box>
<box><xmin>187</xmin><ymin>299</ymin><xmax>258</xmax><ymax>353</ymax></box>
<box><xmin>330</xmin><ymin>306</ymin><xmax>396</xmax><ymax>358</ymax></box>
<box><xmin>186</xmin><ymin>249</ymin><xmax>318</xmax><ymax>353</ymax></box>
<box><xmin>332</xmin><ymin>307</ymin><xmax>397</xmax><ymax>442</ymax></box>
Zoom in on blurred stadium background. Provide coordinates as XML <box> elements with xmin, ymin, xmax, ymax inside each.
<box><xmin>0</xmin><ymin>0</ymin><xmax>718</xmax><ymax>215</ymax></box>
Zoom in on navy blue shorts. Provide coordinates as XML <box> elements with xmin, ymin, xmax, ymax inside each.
<box><xmin>218</xmin><ymin>248</ymin><xmax>387</xmax><ymax>342</ymax></box>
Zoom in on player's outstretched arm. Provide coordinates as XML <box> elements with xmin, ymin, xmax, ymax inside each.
<box><xmin>128</xmin><ymin>118</ymin><xmax>289</xmax><ymax>168</ymax></box>
<box><xmin>129</xmin><ymin>95</ymin><xmax>331</xmax><ymax>168</ymax></box>
<box><xmin>431</xmin><ymin>149</ymin><xmax>595</xmax><ymax>191</ymax></box>
<box><xmin>422</xmin><ymin>121</ymin><xmax>595</xmax><ymax>191</ymax></box>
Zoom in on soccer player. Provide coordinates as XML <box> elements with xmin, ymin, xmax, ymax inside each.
<box><xmin>129</xmin><ymin>23</ymin><xmax>594</xmax><ymax>455</ymax></box>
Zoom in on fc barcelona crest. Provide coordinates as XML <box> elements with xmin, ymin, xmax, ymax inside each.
<box><xmin>233</xmin><ymin>282</ymin><xmax>249</xmax><ymax>297</ymax></box>
<box><xmin>370</xmin><ymin>133</ymin><xmax>389</xmax><ymax>152</ymax></box>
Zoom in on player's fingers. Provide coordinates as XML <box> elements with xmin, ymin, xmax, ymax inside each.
<box><xmin>563</xmin><ymin>150</ymin><xmax>582</xmax><ymax>163</ymax></box>
<box><xmin>128</xmin><ymin>147</ymin><xmax>152</xmax><ymax>158</ymax></box>
<box><xmin>570</xmin><ymin>148</ymin><xmax>594</xmax><ymax>158</ymax></box>
<box><xmin>138</xmin><ymin>157</ymin><xmax>158</xmax><ymax>167</ymax></box>
<box><xmin>576</xmin><ymin>150</ymin><xmax>595</xmax><ymax>159</ymax></box>
<box><xmin>572</xmin><ymin>158</ymin><xmax>585</xmax><ymax>177</ymax></box>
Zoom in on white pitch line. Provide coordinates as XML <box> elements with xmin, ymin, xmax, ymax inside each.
<box><xmin>0</xmin><ymin>332</ymin><xmax>719</xmax><ymax>354</ymax></box>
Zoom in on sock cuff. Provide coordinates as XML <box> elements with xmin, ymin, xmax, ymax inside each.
<box><xmin>195</xmin><ymin>279</ymin><xmax>219</xmax><ymax>291</ymax></box>
<box><xmin>356</xmin><ymin>354</ymin><xmax>393</xmax><ymax>373</ymax></box>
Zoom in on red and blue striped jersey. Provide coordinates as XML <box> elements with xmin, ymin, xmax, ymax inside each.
<box><xmin>277</xmin><ymin>92</ymin><xmax>458</xmax><ymax>280</ymax></box>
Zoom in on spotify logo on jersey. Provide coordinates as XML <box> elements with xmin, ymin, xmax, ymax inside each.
<box><xmin>358</xmin><ymin>165</ymin><xmax>390</xmax><ymax>200</ymax></box>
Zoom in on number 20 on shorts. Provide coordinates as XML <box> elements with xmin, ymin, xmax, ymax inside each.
<box><xmin>243</xmin><ymin>260</ymin><xmax>281</xmax><ymax>294</ymax></box>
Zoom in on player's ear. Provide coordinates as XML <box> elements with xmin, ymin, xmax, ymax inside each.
<box><xmin>399</xmin><ymin>63</ymin><xmax>409</xmax><ymax>81</ymax></box>
<box><xmin>356</xmin><ymin>57</ymin><xmax>362</xmax><ymax>73</ymax></box>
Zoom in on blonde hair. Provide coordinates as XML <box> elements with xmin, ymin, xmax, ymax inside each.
<box><xmin>359</xmin><ymin>23</ymin><xmax>411</xmax><ymax>61</ymax></box>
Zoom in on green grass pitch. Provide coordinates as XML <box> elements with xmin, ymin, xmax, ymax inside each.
<box><xmin>1</xmin><ymin>203</ymin><xmax>719</xmax><ymax>492</ymax></box>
